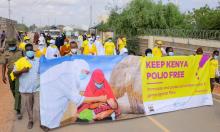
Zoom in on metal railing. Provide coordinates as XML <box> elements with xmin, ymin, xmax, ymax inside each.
<box><xmin>139</xmin><ymin>29</ymin><xmax>220</xmax><ymax>40</ymax></box>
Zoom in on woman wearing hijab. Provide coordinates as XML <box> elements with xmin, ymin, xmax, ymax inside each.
<box><xmin>78</xmin><ymin>69</ymin><xmax>120</xmax><ymax>121</ymax></box>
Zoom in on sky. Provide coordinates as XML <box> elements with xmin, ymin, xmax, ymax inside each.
<box><xmin>0</xmin><ymin>0</ymin><xmax>219</xmax><ymax>30</ymax></box>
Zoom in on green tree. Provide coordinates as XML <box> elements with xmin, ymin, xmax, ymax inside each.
<box><xmin>16</xmin><ymin>23</ymin><xmax>28</xmax><ymax>32</ymax></box>
<box><xmin>189</xmin><ymin>5</ymin><xmax>220</xmax><ymax>30</ymax></box>
<box><xmin>99</xmin><ymin>0</ymin><xmax>186</xmax><ymax>36</ymax></box>
<box><xmin>29</xmin><ymin>24</ymin><xmax>37</xmax><ymax>31</ymax></box>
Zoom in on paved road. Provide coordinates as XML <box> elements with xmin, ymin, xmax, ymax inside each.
<box><xmin>11</xmin><ymin>99</ymin><xmax>220</xmax><ymax>132</ymax></box>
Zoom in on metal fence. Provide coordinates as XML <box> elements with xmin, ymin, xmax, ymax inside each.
<box><xmin>140</xmin><ymin>29</ymin><xmax>220</xmax><ymax>40</ymax></box>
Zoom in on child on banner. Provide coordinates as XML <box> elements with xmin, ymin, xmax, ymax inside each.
<box><xmin>77</xmin><ymin>69</ymin><xmax>120</xmax><ymax>121</ymax></box>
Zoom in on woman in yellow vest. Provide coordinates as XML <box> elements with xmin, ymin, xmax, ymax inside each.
<box><xmin>210</xmin><ymin>50</ymin><xmax>220</xmax><ymax>92</ymax></box>
<box><xmin>60</xmin><ymin>41</ymin><xmax>71</xmax><ymax>56</ymax></box>
<box><xmin>117</xmin><ymin>36</ymin><xmax>127</xmax><ymax>52</ymax></box>
<box><xmin>19</xmin><ymin>36</ymin><xmax>30</xmax><ymax>51</ymax></box>
<box><xmin>35</xmin><ymin>41</ymin><xmax>47</xmax><ymax>58</ymax></box>
<box><xmin>152</xmin><ymin>40</ymin><xmax>166</xmax><ymax>57</ymax></box>
<box><xmin>81</xmin><ymin>37</ymin><xmax>97</xmax><ymax>55</ymax></box>
<box><xmin>104</xmin><ymin>38</ymin><xmax>116</xmax><ymax>56</ymax></box>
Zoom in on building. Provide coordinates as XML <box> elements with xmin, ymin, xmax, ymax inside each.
<box><xmin>0</xmin><ymin>17</ymin><xmax>17</xmax><ymax>39</ymax></box>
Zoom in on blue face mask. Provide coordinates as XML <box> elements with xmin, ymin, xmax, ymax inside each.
<box><xmin>214</xmin><ymin>55</ymin><xmax>219</xmax><ymax>60</ymax></box>
<box><xmin>9</xmin><ymin>47</ymin><xmax>16</xmax><ymax>51</ymax></box>
<box><xmin>79</xmin><ymin>73</ymin><xmax>88</xmax><ymax>80</ymax></box>
<box><xmin>95</xmin><ymin>82</ymin><xmax>104</xmax><ymax>89</ymax></box>
<box><xmin>168</xmin><ymin>52</ymin><xmax>174</xmax><ymax>56</ymax></box>
<box><xmin>147</xmin><ymin>53</ymin><xmax>153</xmax><ymax>57</ymax></box>
<box><xmin>26</xmin><ymin>51</ymin><xmax>34</xmax><ymax>58</ymax></box>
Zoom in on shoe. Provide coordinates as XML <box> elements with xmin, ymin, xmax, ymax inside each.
<box><xmin>16</xmin><ymin>113</ymin><xmax>23</xmax><ymax>120</ymax></box>
<box><xmin>40</xmin><ymin>125</ymin><xmax>50</xmax><ymax>132</ymax></box>
<box><xmin>27</xmin><ymin>121</ymin><xmax>33</xmax><ymax>129</ymax></box>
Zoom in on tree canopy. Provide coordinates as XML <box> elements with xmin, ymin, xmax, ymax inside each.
<box><xmin>97</xmin><ymin>0</ymin><xmax>220</xmax><ymax>37</ymax></box>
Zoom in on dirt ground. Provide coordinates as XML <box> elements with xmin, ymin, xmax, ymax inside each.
<box><xmin>0</xmin><ymin>65</ymin><xmax>15</xmax><ymax>132</ymax></box>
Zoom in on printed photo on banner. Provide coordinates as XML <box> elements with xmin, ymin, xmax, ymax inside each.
<box><xmin>40</xmin><ymin>55</ymin><xmax>145</xmax><ymax>129</ymax></box>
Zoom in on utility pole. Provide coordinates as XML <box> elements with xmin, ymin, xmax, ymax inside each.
<box><xmin>89</xmin><ymin>0</ymin><xmax>93</xmax><ymax>28</ymax></box>
<box><xmin>8</xmin><ymin>0</ymin><xmax>11</xmax><ymax>20</ymax></box>
<box><xmin>22</xmin><ymin>16</ymin><xmax>24</xmax><ymax>24</ymax></box>
<box><xmin>47</xmin><ymin>17</ymin><xmax>50</xmax><ymax>26</ymax></box>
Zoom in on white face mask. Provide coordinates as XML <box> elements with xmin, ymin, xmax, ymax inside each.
<box><xmin>147</xmin><ymin>53</ymin><xmax>153</xmax><ymax>57</ymax></box>
<box><xmin>38</xmin><ymin>45</ymin><xmax>45</xmax><ymax>50</ymax></box>
<box><xmin>168</xmin><ymin>52</ymin><xmax>174</xmax><ymax>56</ymax></box>
<box><xmin>88</xmin><ymin>38</ymin><xmax>93</xmax><ymax>44</ymax></box>
<box><xmin>71</xmin><ymin>49</ymin><xmax>77</xmax><ymax>53</ymax></box>
<box><xmin>214</xmin><ymin>55</ymin><xmax>219</xmax><ymax>60</ymax></box>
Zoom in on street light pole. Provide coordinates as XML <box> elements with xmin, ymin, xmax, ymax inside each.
<box><xmin>89</xmin><ymin>0</ymin><xmax>93</xmax><ymax>28</ymax></box>
<box><xmin>8</xmin><ymin>0</ymin><xmax>11</xmax><ymax>20</ymax></box>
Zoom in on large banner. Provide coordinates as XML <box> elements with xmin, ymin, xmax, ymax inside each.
<box><xmin>40</xmin><ymin>55</ymin><xmax>213</xmax><ymax>129</ymax></box>
<box><xmin>141</xmin><ymin>55</ymin><xmax>213</xmax><ymax>115</ymax></box>
<box><xmin>40</xmin><ymin>55</ymin><xmax>145</xmax><ymax>129</ymax></box>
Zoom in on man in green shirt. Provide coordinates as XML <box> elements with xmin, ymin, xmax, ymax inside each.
<box><xmin>0</xmin><ymin>39</ymin><xmax>23</xmax><ymax>119</ymax></box>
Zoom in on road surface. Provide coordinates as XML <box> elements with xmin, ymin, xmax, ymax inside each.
<box><xmin>11</xmin><ymin>100</ymin><xmax>220</xmax><ymax>132</ymax></box>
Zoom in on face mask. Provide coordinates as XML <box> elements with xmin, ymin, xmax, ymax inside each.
<box><xmin>26</xmin><ymin>51</ymin><xmax>34</xmax><ymax>58</ymax></box>
<box><xmin>9</xmin><ymin>47</ymin><xmax>16</xmax><ymax>51</ymax></box>
<box><xmin>88</xmin><ymin>38</ymin><xmax>93</xmax><ymax>44</ymax></box>
<box><xmin>71</xmin><ymin>49</ymin><xmax>77</xmax><ymax>53</ymax></box>
<box><xmin>147</xmin><ymin>53</ymin><xmax>153</xmax><ymax>57</ymax></box>
<box><xmin>214</xmin><ymin>55</ymin><xmax>219</xmax><ymax>60</ymax></box>
<box><xmin>92</xmin><ymin>37</ymin><xmax>96</xmax><ymax>41</ymax></box>
<box><xmin>123</xmin><ymin>53</ymin><xmax>128</xmax><ymax>55</ymax></box>
<box><xmin>38</xmin><ymin>45</ymin><xmax>44</xmax><ymax>49</ymax></box>
<box><xmin>79</xmin><ymin>73</ymin><xmax>88</xmax><ymax>80</ymax></box>
<box><xmin>95</xmin><ymin>82</ymin><xmax>104</xmax><ymax>89</ymax></box>
<box><xmin>168</xmin><ymin>52</ymin><xmax>174</xmax><ymax>56</ymax></box>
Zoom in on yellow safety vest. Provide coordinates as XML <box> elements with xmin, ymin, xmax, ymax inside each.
<box><xmin>10</xmin><ymin>57</ymin><xmax>32</xmax><ymax>81</ymax></box>
<box><xmin>104</xmin><ymin>42</ymin><xmax>115</xmax><ymax>56</ymax></box>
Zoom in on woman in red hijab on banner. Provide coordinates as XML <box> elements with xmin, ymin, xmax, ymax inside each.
<box><xmin>78</xmin><ymin>69</ymin><xmax>120</xmax><ymax>120</ymax></box>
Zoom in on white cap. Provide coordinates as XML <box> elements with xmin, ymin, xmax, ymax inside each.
<box><xmin>39</xmin><ymin>41</ymin><xmax>45</xmax><ymax>45</ymax></box>
<box><xmin>50</xmin><ymin>39</ymin><xmax>55</xmax><ymax>45</ymax></box>
<box><xmin>120</xmin><ymin>48</ymin><xmax>128</xmax><ymax>55</ymax></box>
<box><xmin>96</xmin><ymin>35</ymin><xmax>100</xmax><ymax>38</ymax></box>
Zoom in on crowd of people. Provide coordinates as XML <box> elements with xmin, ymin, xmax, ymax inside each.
<box><xmin>19</xmin><ymin>32</ymin><xmax>129</xmax><ymax>60</ymax></box>
<box><xmin>0</xmin><ymin>31</ymin><xmax>219</xmax><ymax>131</ymax></box>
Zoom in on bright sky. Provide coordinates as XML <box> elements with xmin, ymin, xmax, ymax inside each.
<box><xmin>0</xmin><ymin>0</ymin><xmax>219</xmax><ymax>29</ymax></box>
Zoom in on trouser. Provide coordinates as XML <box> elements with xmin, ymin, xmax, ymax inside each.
<box><xmin>21</xmin><ymin>92</ymin><xmax>40</xmax><ymax>123</ymax></box>
<box><xmin>21</xmin><ymin>93</ymin><xmax>34</xmax><ymax>122</ymax></box>
<box><xmin>215</xmin><ymin>77</ymin><xmax>220</xmax><ymax>83</ymax></box>
<box><xmin>0</xmin><ymin>39</ymin><xmax>4</xmax><ymax>48</ymax></box>
<box><xmin>7</xmin><ymin>71</ymin><xmax>21</xmax><ymax>112</ymax></box>
<box><xmin>33</xmin><ymin>92</ymin><xmax>40</xmax><ymax>124</ymax></box>
<box><xmin>210</xmin><ymin>78</ymin><xmax>215</xmax><ymax>92</ymax></box>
